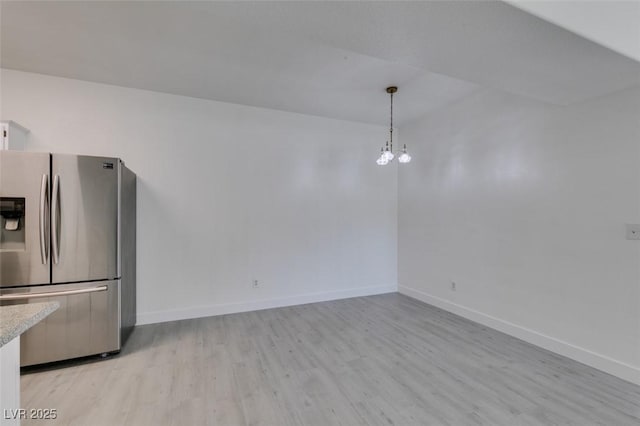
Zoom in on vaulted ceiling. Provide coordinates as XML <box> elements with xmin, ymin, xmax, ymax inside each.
<box><xmin>1</xmin><ymin>1</ymin><xmax>639</xmax><ymax>126</ymax></box>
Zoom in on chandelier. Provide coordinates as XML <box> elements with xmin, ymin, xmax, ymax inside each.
<box><xmin>376</xmin><ymin>86</ymin><xmax>411</xmax><ymax>165</ymax></box>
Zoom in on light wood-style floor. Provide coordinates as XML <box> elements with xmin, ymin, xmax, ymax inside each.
<box><xmin>22</xmin><ymin>293</ymin><xmax>640</xmax><ymax>425</ymax></box>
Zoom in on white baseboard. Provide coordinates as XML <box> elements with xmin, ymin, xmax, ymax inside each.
<box><xmin>399</xmin><ymin>285</ymin><xmax>640</xmax><ymax>386</ymax></box>
<box><xmin>137</xmin><ymin>284</ymin><xmax>396</xmax><ymax>326</ymax></box>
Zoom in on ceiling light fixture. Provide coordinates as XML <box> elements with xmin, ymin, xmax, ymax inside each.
<box><xmin>377</xmin><ymin>86</ymin><xmax>411</xmax><ymax>165</ymax></box>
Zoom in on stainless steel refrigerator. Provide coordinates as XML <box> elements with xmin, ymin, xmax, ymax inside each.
<box><xmin>0</xmin><ymin>151</ymin><xmax>136</xmax><ymax>366</ymax></box>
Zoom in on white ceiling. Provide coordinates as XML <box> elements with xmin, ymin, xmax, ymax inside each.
<box><xmin>506</xmin><ymin>0</ymin><xmax>640</xmax><ymax>63</ymax></box>
<box><xmin>1</xmin><ymin>1</ymin><xmax>639</xmax><ymax>126</ymax></box>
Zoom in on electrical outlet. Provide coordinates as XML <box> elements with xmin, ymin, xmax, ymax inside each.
<box><xmin>451</xmin><ymin>281</ymin><xmax>456</xmax><ymax>291</ymax></box>
<box><xmin>626</xmin><ymin>224</ymin><xmax>640</xmax><ymax>240</ymax></box>
<box><xmin>253</xmin><ymin>279</ymin><xmax>259</xmax><ymax>288</ymax></box>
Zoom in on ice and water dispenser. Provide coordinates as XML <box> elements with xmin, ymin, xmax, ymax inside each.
<box><xmin>0</xmin><ymin>197</ymin><xmax>26</xmax><ymax>250</ymax></box>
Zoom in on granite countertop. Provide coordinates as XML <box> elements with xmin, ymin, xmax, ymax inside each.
<box><xmin>0</xmin><ymin>302</ymin><xmax>60</xmax><ymax>348</ymax></box>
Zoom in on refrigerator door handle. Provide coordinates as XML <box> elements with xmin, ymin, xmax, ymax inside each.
<box><xmin>52</xmin><ymin>174</ymin><xmax>60</xmax><ymax>264</ymax></box>
<box><xmin>0</xmin><ymin>285</ymin><xmax>107</xmax><ymax>301</ymax></box>
<box><xmin>39</xmin><ymin>174</ymin><xmax>49</xmax><ymax>264</ymax></box>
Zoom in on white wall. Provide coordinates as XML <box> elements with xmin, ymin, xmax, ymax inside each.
<box><xmin>398</xmin><ymin>87</ymin><xmax>640</xmax><ymax>384</ymax></box>
<box><xmin>0</xmin><ymin>69</ymin><xmax>397</xmax><ymax>324</ymax></box>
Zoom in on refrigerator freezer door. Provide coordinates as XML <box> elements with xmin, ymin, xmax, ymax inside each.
<box><xmin>0</xmin><ymin>151</ymin><xmax>50</xmax><ymax>287</ymax></box>
<box><xmin>0</xmin><ymin>280</ymin><xmax>120</xmax><ymax>366</ymax></box>
<box><xmin>51</xmin><ymin>154</ymin><xmax>118</xmax><ymax>283</ymax></box>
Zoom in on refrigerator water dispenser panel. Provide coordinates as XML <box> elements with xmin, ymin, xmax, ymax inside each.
<box><xmin>0</xmin><ymin>197</ymin><xmax>26</xmax><ymax>250</ymax></box>
<box><xmin>1</xmin><ymin>197</ymin><xmax>25</xmax><ymax>230</ymax></box>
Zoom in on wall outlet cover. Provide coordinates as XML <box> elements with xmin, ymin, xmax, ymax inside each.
<box><xmin>625</xmin><ymin>224</ymin><xmax>640</xmax><ymax>240</ymax></box>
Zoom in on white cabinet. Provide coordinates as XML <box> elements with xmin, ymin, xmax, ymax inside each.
<box><xmin>0</xmin><ymin>337</ymin><xmax>20</xmax><ymax>426</ymax></box>
<box><xmin>0</xmin><ymin>121</ymin><xmax>29</xmax><ymax>151</ymax></box>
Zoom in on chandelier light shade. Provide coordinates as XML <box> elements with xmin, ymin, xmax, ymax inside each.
<box><xmin>376</xmin><ymin>147</ymin><xmax>389</xmax><ymax>165</ymax></box>
<box><xmin>376</xmin><ymin>86</ymin><xmax>411</xmax><ymax>165</ymax></box>
<box><xmin>398</xmin><ymin>144</ymin><xmax>411</xmax><ymax>163</ymax></box>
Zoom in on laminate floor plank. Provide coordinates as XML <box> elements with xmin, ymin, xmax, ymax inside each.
<box><xmin>20</xmin><ymin>293</ymin><xmax>640</xmax><ymax>425</ymax></box>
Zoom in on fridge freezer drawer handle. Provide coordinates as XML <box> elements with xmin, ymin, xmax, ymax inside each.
<box><xmin>39</xmin><ymin>174</ymin><xmax>49</xmax><ymax>264</ymax></box>
<box><xmin>52</xmin><ymin>174</ymin><xmax>60</xmax><ymax>264</ymax></box>
<box><xmin>0</xmin><ymin>285</ymin><xmax>107</xmax><ymax>301</ymax></box>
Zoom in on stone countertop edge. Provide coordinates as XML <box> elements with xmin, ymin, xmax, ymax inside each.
<box><xmin>0</xmin><ymin>302</ymin><xmax>60</xmax><ymax>348</ymax></box>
